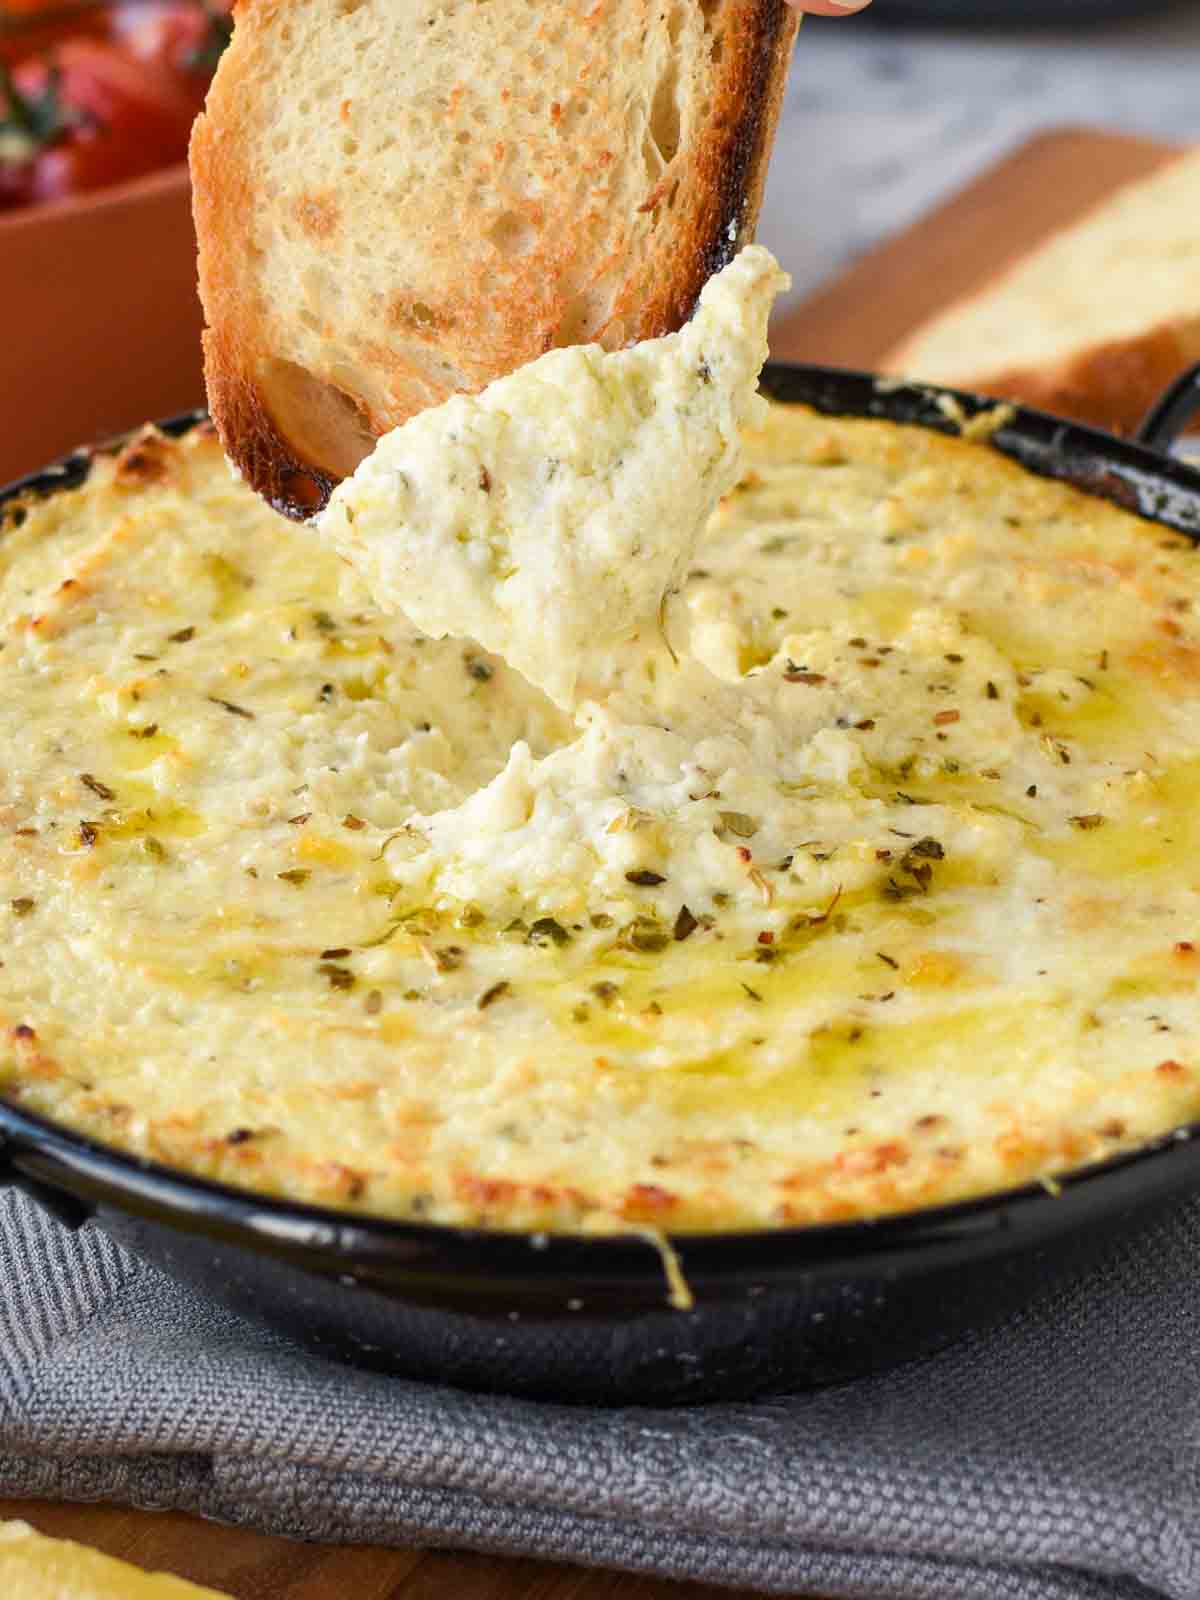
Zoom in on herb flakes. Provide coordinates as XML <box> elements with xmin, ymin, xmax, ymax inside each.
<box><xmin>528</xmin><ymin>917</ymin><xmax>570</xmax><ymax>948</ymax></box>
<box><xmin>208</xmin><ymin>696</ymin><xmax>255</xmax><ymax>720</ymax></box>
<box><xmin>908</xmin><ymin>836</ymin><xmax>945</xmax><ymax>861</ymax></box>
<box><xmin>619</xmin><ymin>916</ymin><xmax>670</xmax><ymax>954</ymax></box>
<box><xmin>626</xmin><ymin>869</ymin><xmax>667</xmax><ymax>887</ymax></box>
<box><xmin>674</xmin><ymin>904</ymin><xmax>699</xmax><ymax>942</ymax></box>
<box><xmin>80</xmin><ymin>773</ymin><xmax>114</xmax><ymax>801</ymax></box>
<box><xmin>478</xmin><ymin>981</ymin><xmax>512</xmax><ymax>1010</ymax></box>
<box><xmin>889</xmin><ymin>839</ymin><xmax>943</xmax><ymax>895</ymax></box>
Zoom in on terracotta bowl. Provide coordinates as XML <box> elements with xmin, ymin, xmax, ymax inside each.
<box><xmin>0</xmin><ymin>163</ymin><xmax>204</xmax><ymax>485</ymax></box>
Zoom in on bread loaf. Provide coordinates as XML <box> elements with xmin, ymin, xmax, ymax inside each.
<box><xmin>884</xmin><ymin>146</ymin><xmax>1200</xmax><ymax>435</ymax></box>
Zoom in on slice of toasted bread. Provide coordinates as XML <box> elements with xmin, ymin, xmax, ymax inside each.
<box><xmin>191</xmin><ymin>0</ymin><xmax>798</xmax><ymax>519</ymax></box>
<box><xmin>883</xmin><ymin>146</ymin><xmax>1200</xmax><ymax>437</ymax></box>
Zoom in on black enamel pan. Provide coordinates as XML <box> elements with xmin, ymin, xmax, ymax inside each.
<box><xmin>3</xmin><ymin>361</ymin><xmax>1200</xmax><ymax>1405</ymax></box>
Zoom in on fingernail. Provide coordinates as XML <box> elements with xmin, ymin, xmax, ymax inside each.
<box><xmin>828</xmin><ymin>0</ymin><xmax>873</xmax><ymax>9</ymax></box>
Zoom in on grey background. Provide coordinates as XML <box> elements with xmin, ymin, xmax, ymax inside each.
<box><xmin>759</xmin><ymin>8</ymin><xmax>1200</xmax><ymax>313</ymax></box>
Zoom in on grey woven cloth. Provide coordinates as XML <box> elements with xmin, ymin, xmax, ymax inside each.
<box><xmin>1</xmin><ymin>1189</ymin><xmax>1197</xmax><ymax>1600</ymax></box>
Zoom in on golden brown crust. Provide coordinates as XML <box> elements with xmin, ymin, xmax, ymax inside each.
<box><xmin>617</xmin><ymin>0</ymin><xmax>797</xmax><ymax>343</ymax></box>
<box><xmin>901</xmin><ymin>319</ymin><xmax>1200</xmax><ymax>438</ymax></box>
<box><xmin>190</xmin><ymin>0</ymin><xmax>798</xmax><ymax>521</ymax></box>
<box><xmin>201</xmin><ymin>329</ymin><xmax>341</xmax><ymax>518</ymax></box>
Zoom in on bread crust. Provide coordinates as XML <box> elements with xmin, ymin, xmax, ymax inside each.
<box><xmin>622</xmin><ymin>0</ymin><xmax>797</xmax><ymax>339</ymax></box>
<box><xmin>191</xmin><ymin>0</ymin><xmax>798</xmax><ymax>520</ymax></box>
<box><xmin>887</xmin><ymin>318</ymin><xmax>1200</xmax><ymax>439</ymax></box>
<box><xmin>200</xmin><ymin>328</ymin><xmax>342</xmax><ymax>516</ymax></box>
<box><xmin>883</xmin><ymin>144</ymin><xmax>1200</xmax><ymax>439</ymax></box>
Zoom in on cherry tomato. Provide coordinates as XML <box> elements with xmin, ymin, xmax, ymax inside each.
<box><xmin>0</xmin><ymin>4</ymin><xmax>109</xmax><ymax>69</ymax></box>
<box><xmin>115</xmin><ymin>0</ymin><xmax>226</xmax><ymax>117</ymax></box>
<box><xmin>2</xmin><ymin>0</ymin><xmax>73</xmax><ymax>15</ymax></box>
<box><xmin>0</xmin><ymin>157</ymin><xmax>35</xmax><ymax>208</ymax></box>
<box><xmin>0</xmin><ymin>1</ymin><xmax>231</xmax><ymax>208</ymax></box>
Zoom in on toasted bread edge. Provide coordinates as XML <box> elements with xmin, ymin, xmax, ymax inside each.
<box><xmin>191</xmin><ymin>0</ymin><xmax>798</xmax><ymax>521</ymax></box>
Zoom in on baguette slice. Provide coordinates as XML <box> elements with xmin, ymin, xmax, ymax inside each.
<box><xmin>191</xmin><ymin>0</ymin><xmax>798</xmax><ymax>520</ymax></box>
<box><xmin>883</xmin><ymin>145</ymin><xmax>1200</xmax><ymax>436</ymax></box>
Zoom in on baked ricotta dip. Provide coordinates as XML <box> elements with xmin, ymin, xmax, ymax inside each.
<box><xmin>318</xmin><ymin>247</ymin><xmax>786</xmax><ymax>709</ymax></box>
<box><xmin>3</xmin><ymin>296</ymin><xmax>1200</xmax><ymax>1235</ymax></box>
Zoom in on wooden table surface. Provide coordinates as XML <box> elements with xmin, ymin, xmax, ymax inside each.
<box><xmin>2</xmin><ymin>125</ymin><xmax>1182</xmax><ymax>1600</ymax></box>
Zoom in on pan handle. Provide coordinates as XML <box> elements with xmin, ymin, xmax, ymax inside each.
<box><xmin>1136</xmin><ymin>363</ymin><xmax>1200</xmax><ymax>455</ymax></box>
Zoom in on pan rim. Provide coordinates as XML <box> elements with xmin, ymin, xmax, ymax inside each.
<box><xmin>3</xmin><ymin>370</ymin><xmax>1200</xmax><ymax>1285</ymax></box>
